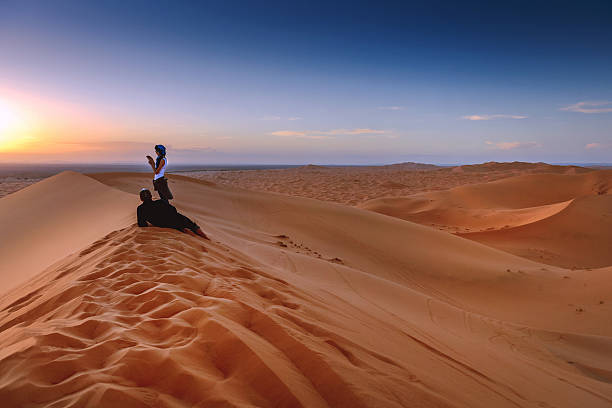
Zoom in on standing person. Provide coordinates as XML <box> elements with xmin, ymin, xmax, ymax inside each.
<box><xmin>146</xmin><ymin>144</ymin><xmax>173</xmax><ymax>201</ymax></box>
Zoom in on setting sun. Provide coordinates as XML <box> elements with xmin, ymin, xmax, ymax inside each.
<box><xmin>0</xmin><ymin>98</ymin><xmax>21</xmax><ymax>130</ymax></box>
<box><xmin>0</xmin><ymin>98</ymin><xmax>30</xmax><ymax>149</ymax></box>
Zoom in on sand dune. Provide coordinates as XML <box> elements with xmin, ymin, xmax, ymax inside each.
<box><xmin>182</xmin><ymin>162</ymin><xmax>544</xmax><ymax>206</ymax></box>
<box><xmin>459</xmin><ymin>194</ymin><xmax>612</xmax><ymax>268</ymax></box>
<box><xmin>1</xmin><ymin>171</ymin><xmax>612</xmax><ymax>407</ymax></box>
<box><xmin>360</xmin><ymin>170</ymin><xmax>612</xmax><ymax>267</ymax></box>
<box><xmin>360</xmin><ymin>196</ymin><xmax>573</xmax><ymax>233</ymax></box>
<box><xmin>449</xmin><ymin>161</ymin><xmax>592</xmax><ymax>174</ymax></box>
<box><xmin>0</xmin><ymin>171</ymin><xmax>138</xmax><ymax>295</ymax></box>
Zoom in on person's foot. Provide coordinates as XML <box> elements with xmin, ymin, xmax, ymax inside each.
<box><xmin>195</xmin><ymin>228</ymin><xmax>210</xmax><ymax>240</ymax></box>
<box><xmin>183</xmin><ymin>228</ymin><xmax>197</xmax><ymax>236</ymax></box>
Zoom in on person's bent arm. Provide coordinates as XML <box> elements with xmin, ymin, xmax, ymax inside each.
<box><xmin>154</xmin><ymin>157</ymin><xmax>165</xmax><ymax>175</ymax></box>
<box><xmin>137</xmin><ymin>206</ymin><xmax>149</xmax><ymax>227</ymax></box>
<box><xmin>146</xmin><ymin>155</ymin><xmax>156</xmax><ymax>171</ymax></box>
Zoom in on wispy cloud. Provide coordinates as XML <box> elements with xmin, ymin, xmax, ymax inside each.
<box><xmin>378</xmin><ymin>106</ymin><xmax>404</xmax><ymax>111</ymax></box>
<box><xmin>560</xmin><ymin>101</ymin><xmax>612</xmax><ymax>114</ymax></box>
<box><xmin>326</xmin><ymin>128</ymin><xmax>386</xmax><ymax>135</ymax></box>
<box><xmin>270</xmin><ymin>130</ymin><xmax>329</xmax><ymax>140</ymax></box>
<box><xmin>270</xmin><ymin>131</ymin><xmax>308</xmax><ymax>137</ymax></box>
<box><xmin>463</xmin><ymin>114</ymin><xmax>528</xmax><ymax>121</ymax></box>
<box><xmin>270</xmin><ymin>128</ymin><xmax>386</xmax><ymax>139</ymax></box>
<box><xmin>585</xmin><ymin>142</ymin><xmax>611</xmax><ymax>150</ymax></box>
<box><xmin>259</xmin><ymin>115</ymin><xmax>303</xmax><ymax>121</ymax></box>
<box><xmin>485</xmin><ymin>141</ymin><xmax>539</xmax><ymax>150</ymax></box>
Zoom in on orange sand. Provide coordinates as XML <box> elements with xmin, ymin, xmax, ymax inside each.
<box><xmin>361</xmin><ymin>170</ymin><xmax>612</xmax><ymax>268</ymax></box>
<box><xmin>183</xmin><ymin>161</ymin><xmax>591</xmax><ymax>206</ymax></box>
<box><xmin>0</xmin><ymin>168</ymin><xmax>611</xmax><ymax>407</ymax></box>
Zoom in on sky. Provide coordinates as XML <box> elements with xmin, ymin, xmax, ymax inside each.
<box><xmin>0</xmin><ymin>0</ymin><xmax>611</xmax><ymax>165</ymax></box>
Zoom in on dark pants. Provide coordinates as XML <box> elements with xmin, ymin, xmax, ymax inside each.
<box><xmin>153</xmin><ymin>177</ymin><xmax>174</xmax><ymax>200</ymax></box>
<box><xmin>176</xmin><ymin>214</ymin><xmax>200</xmax><ymax>233</ymax></box>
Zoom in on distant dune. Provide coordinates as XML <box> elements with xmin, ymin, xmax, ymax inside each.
<box><xmin>448</xmin><ymin>161</ymin><xmax>592</xmax><ymax>174</ymax></box>
<box><xmin>1</xmin><ymin>171</ymin><xmax>612</xmax><ymax>407</ymax></box>
<box><xmin>360</xmin><ymin>169</ymin><xmax>612</xmax><ymax>268</ymax></box>
<box><xmin>458</xmin><ymin>193</ymin><xmax>612</xmax><ymax>268</ymax></box>
<box><xmin>384</xmin><ymin>162</ymin><xmax>441</xmax><ymax>170</ymax></box>
<box><xmin>183</xmin><ymin>161</ymin><xmax>531</xmax><ymax>206</ymax></box>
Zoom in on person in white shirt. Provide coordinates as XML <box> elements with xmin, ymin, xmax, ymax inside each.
<box><xmin>146</xmin><ymin>144</ymin><xmax>174</xmax><ymax>201</ymax></box>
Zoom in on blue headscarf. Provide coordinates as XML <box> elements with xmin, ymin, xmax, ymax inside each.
<box><xmin>155</xmin><ymin>145</ymin><xmax>166</xmax><ymax>168</ymax></box>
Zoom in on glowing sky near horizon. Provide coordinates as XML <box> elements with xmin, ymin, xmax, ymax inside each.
<box><xmin>1</xmin><ymin>0</ymin><xmax>611</xmax><ymax>164</ymax></box>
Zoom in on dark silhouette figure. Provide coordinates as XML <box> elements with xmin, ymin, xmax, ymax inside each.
<box><xmin>137</xmin><ymin>189</ymin><xmax>208</xmax><ymax>239</ymax></box>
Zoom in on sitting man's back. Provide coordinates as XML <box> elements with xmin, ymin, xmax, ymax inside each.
<box><xmin>137</xmin><ymin>189</ymin><xmax>208</xmax><ymax>239</ymax></box>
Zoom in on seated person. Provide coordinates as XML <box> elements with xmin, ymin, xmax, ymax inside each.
<box><xmin>137</xmin><ymin>189</ymin><xmax>208</xmax><ymax>239</ymax></box>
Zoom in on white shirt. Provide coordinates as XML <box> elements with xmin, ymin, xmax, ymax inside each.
<box><xmin>154</xmin><ymin>157</ymin><xmax>167</xmax><ymax>180</ymax></box>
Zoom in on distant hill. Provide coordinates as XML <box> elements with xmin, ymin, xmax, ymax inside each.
<box><xmin>383</xmin><ymin>162</ymin><xmax>440</xmax><ymax>170</ymax></box>
<box><xmin>449</xmin><ymin>161</ymin><xmax>592</xmax><ymax>174</ymax></box>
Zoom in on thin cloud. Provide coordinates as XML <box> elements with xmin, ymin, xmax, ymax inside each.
<box><xmin>561</xmin><ymin>101</ymin><xmax>612</xmax><ymax>114</ymax></box>
<box><xmin>270</xmin><ymin>130</ymin><xmax>308</xmax><ymax>137</ymax></box>
<box><xmin>378</xmin><ymin>106</ymin><xmax>404</xmax><ymax>111</ymax></box>
<box><xmin>585</xmin><ymin>142</ymin><xmax>611</xmax><ymax>150</ymax></box>
<box><xmin>325</xmin><ymin>128</ymin><xmax>386</xmax><ymax>135</ymax></box>
<box><xmin>463</xmin><ymin>114</ymin><xmax>528</xmax><ymax>121</ymax></box>
<box><xmin>270</xmin><ymin>130</ymin><xmax>329</xmax><ymax>140</ymax></box>
<box><xmin>259</xmin><ymin>115</ymin><xmax>303</xmax><ymax>121</ymax></box>
<box><xmin>270</xmin><ymin>128</ymin><xmax>386</xmax><ymax>139</ymax></box>
<box><xmin>485</xmin><ymin>141</ymin><xmax>539</xmax><ymax>150</ymax></box>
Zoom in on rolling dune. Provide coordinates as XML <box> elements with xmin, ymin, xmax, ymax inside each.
<box><xmin>1</xmin><ymin>172</ymin><xmax>612</xmax><ymax>407</ymax></box>
<box><xmin>360</xmin><ymin>170</ymin><xmax>612</xmax><ymax>267</ymax></box>
<box><xmin>0</xmin><ymin>171</ymin><xmax>138</xmax><ymax>294</ymax></box>
<box><xmin>459</xmin><ymin>194</ymin><xmax>612</xmax><ymax>268</ymax></box>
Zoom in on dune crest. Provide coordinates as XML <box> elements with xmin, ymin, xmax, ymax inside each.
<box><xmin>449</xmin><ymin>161</ymin><xmax>592</xmax><ymax>174</ymax></box>
<box><xmin>360</xmin><ymin>170</ymin><xmax>612</xmax><ymax>268</ymax></box>
<box><xmin>0</xmin><ymin>171</ymin><xmax>137</xmax><ymax>295</ymax></box>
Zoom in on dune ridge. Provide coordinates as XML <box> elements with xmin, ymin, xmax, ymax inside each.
<box><xmin>0</xmin><ymin>171</ymin><xmax>137</xmax><ymax>294</ymax></box>
<box><xmin>1</xmin><ymin>171</ymin><xmax>612</xmax><ymax>407</ymax></box>
<box><xmin>360</xmin><ymin>170</ymin><xmax>612</xmax><ymax>268</ymax></box>
<box><xmin>449</xmin><ymin>161</ymin><xmax>591</xmax><ymax>174</ymax></box>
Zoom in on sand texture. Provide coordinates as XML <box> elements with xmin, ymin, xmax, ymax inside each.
<box><xmin>0</xmin><ymin>169</ymin><xmax>611</xmax><ymax>407</ymax></box>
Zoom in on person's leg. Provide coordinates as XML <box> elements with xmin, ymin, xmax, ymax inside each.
<box><xmin>176</xmin><ymin>214</ymin><xmax>197</xmax><ymax>231</ymax></box>
<box><xmin>194</xmin><ymin>228</ymin><xmax>209</xmax><ymax>239</ymax></box>
<box><xmin>177</xmin><ymin>214</ymin><xmax>209</xmax><ymax>239</ymax></box>
<box><xmin>159</xmin><ymin>178</ymin><xmax>173</xmax><ymax>201</ymax></box>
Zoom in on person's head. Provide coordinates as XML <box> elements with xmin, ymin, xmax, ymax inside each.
<box><xmin>139</xmin><ymin>188</ymin><xmax>153</xmax><ymax>202</ymax></box>
<box><xmin>154</xmin><ymin>144</ymin><xmax>166</xmax><ymax>157</ymax></box>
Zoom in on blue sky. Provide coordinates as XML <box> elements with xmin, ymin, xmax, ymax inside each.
<box><xmin>0</xmin><ymin>0</ymin><xmax>611</xmax><ymax>164</ymax></box>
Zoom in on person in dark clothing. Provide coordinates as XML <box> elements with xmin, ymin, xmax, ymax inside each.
<box><xmin>137</xmin><ymin>189</ymin><xmax>208</xmax><ymax>239</ymax></box>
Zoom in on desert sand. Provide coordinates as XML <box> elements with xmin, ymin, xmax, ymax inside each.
<box><xmin>1</xmin><ymin>165</ymin><xmax>611</xmax><ymax>407</ymax></box>
<box><xmin>183</xmin><ymin>161</ymin><xmax>590</xmax><ymax>206</ymax></box>
<box><xmin>0</xmin><ymin>178</ymin><xmax>45</xmax><ymax>198</ymax></box>
<box><xmin>360</xmin><ymin>169</ymin><xmax>612</xmax><ymax>268</ymax></box>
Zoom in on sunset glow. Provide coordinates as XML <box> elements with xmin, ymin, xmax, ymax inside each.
<box><xmin>0</xmin><ymin>98</ymin><xmax>35</xmax><ymax>151</ymax></box>
<box><xmin>0</xmin><ymin>1</ymin><xmax>610</xmax><ymax>164</ymax></box>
